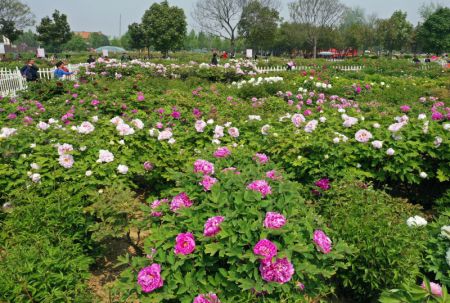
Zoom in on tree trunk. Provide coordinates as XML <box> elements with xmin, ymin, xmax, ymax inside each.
<box><xmin>313</xmin><ymin>36</ymin><xmax>317</xmax><ymax>59</ymax></box>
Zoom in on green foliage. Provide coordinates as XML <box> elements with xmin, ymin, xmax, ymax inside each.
<box><xmin>0</xmin><ymin>19</ymin><xmax>23</xmax><ymax>42</ymax></box>
<box><xmin>379</xmin><ymin>277</ymin><xmax>448</xmax><ymax>303</ymax></box>
<box><xmin>141</xmin><ymin>1</ymin><xmax>187</xmax><ymax>57</ymax></box>
<box><xmin>63</xmin><ymin>35</ymin><xmax>88</xmax><ymax>52</ymax></box>
<box><xmin>315</xmin><ymin>180</ymin><xmax>427</xmax><ymax>299</ymax></box>
<box><xmin>376</xmin><ymin>11</ymin><xmax>413</xmax><ymax>55</ymax></box>
<box><xmin>14</xmin><ymin>29</ymin><xmax>39</xmax><ymax>47</ymax></box>
<box><xmin>238</xmin><ymin>1</ymin><xmax>280</xmax><ymax>50</ymax></box>
<box><xmin>36</xmin><ymin>10</ymin><xmax>72</xmax><ymax>53</ymax></box>
<box><xmin>418</xmin><ymin>8</ymin><xmax>450</xmax><ymax>55</ymax></box>
<box><xmin>114</xmin><ymin>149</ymin><xmax>354</xmax><ymax>301</ymax></box>
<box><xmin>88</xmin><ymin>32</ymin><xmax>110</xmax><ymax>49</ymax></box>
<box><xmin>127</xmin><ymin>23</ymin><xmax>147</xmax><ymax>50</ymax></box>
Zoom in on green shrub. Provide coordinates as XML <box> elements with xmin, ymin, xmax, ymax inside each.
<box><xmin>315</xmin><ymin>180</ymin><xmax>427</xmax><ymax>299</ymax></box>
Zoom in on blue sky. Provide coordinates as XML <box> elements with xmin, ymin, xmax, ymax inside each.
<box><xmin>24</xmin><ymin>0</ymin><xmax>450</xmax><ymax>37</ymax></box>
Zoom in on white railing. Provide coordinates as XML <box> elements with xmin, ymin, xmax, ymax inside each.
<box><xmin>257</xmin><ymin>65</ymin><xmax>364</xmax><ymax>73</ymax></box>
<box><xmin>0</xmin><ymin>63</ymin><xmax>85</xmax><ymax>96</ymax></box>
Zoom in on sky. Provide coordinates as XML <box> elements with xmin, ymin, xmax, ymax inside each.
<box><xmin>23</xmin><ymin>0</ymin><xmax>450</xmax><ymax>37</ymax></box>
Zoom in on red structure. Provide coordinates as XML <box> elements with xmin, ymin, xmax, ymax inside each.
<box><xmin>320</xmin><ymin>48</ymin><xmax>358</xmax><ymax>58</ymax></box>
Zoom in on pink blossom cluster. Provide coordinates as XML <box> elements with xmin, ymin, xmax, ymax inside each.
<box><xmin>421</xmin><ymin>281</ymin><xmax>443</xmax><ymax>297</ymax></box>
<box><xmin>313</xmin><ymin>230</ymin><xmax>332</xmax><ymax>254</ymax></box>
<box><xmin>265</xmin><ymin>170</ymin><xmax>280</xmax><ymax>180</ymax></box>
<box><xmin>253</xmin><ymin>153</ymin><xmax>269</xmax><ymax>164</ymax></box>
<box><xmin>247</xmin><ymin>180</ymin><xmax>272</xmax><ymax>198</ymax></box>
<box><xmin>150</xmin><ymin>198</ymin><xmax>168</xmax><ymax>217</ymax></box>
<box><xmin>194</xmin><ymin>159</ymin><xmax>215</xmax><ymax>175</ymax></box>
<box><xmin>203</xmin><ymin>216</ymin><xmax>225</xmax><ymax>237</ymax></box>
<box><xmin>199</xmin><ymin>175</ymin><xmax>218</xmax><ymax>191</ymax></box>
<box><xmin>315</xmin><ymin>178</ymin><xmax>330</xmax><ymax>191</ymax></box>
<box><xmin>253</xmin><ymin>239</ymin><xmax>277</xmax><ymax>260</ymax></box>
<box><xmin>174</xmin><ymin>232</ymin><xmax>196</xmax><ymax>255</ymax></box>
<box><xmin>170</xmin><ymin>192</ymin><xmax>193</xmax><ymax>211</ymax></box>
<box><xmin>213</xmin><ymin>147</ymin><xmax>231</xmax><ymax>158</ymax></box>
<box><xmin>263</xmin><ymin>212</ymin><xmax>286</xmax><ymax>229</ymax></box>
<box><xmin>259</xmin><ymin>257</ymin><xmax>294</xmax><ymax>284</ymax></box>
<box><xmin>193</xmin><ymin>293</ymin><xmax>221</xmax><ymax>303</ymax></box>
<box><xmin>137</xmin><ymin>264</ymin><xmax>164</xmax><ymax>293</ymax></box>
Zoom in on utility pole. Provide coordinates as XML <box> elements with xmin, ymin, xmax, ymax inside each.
<box><xmin>119</xmin><ymin>14</ymin><xmax>122</xmax><ymax>37</ymax></box>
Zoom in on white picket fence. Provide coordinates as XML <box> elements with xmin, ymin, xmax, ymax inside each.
<box><xmin>257</xmin><ymin>65</ymin><xmax>364</xmax><ymax>73</ymax></box>
<box><xmin>0</xmin><ymin>64</ymin><xmax>84</xmax><ymax>97</ymax></box>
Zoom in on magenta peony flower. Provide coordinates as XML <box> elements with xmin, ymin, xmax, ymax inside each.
<box><xmin>303</xmin><ymin>109</ymin><xmax>312</xmax><ymax>116</ymax></box>
<box><xmin>400</xmin><ymin>105</ymin><xmax>411</xmax><ymax>113</ymax></box>
<box><xmin>171</xmin><ymin>111</ymin><xmax>181</xmax><ymax>119</ymax></box>
<box><xmin>265</xmin><ymin>170</ymin><xmax>279</xmax><ymax>180</ymax></box>
<box><xmin>203</xmin><ymin>216</ymin><xmax>225</xmax><ymax>237</ymax></box>
<box><xmin>213</xmin><ymin>147</ymin><xmax>231</xmax><ymax>158</ymax></box>
<box><xmin>193</xmin><ymin>293</ymin><xmax>221</xmax><ymax>303</ymax></box>
<box><xmin>170</xmin><ymin>192</ymin><xmax>193</xmax><ymax>211</ymax></box>
<box><xmin>432</xmin><ymin>112</ymin><xmax>444</xmax><ymax>121</ymax></box>
<box><xmin>296</xmin><ymin>282</ymin><xmax>305</xmax><ymax>291</ymax></box>
<box><xmin>259</xmin><ymin>257</ymin><xmax>294</xmax><ymax>284</ymax></box>
<box><xmin>194</xmin><ymin>159</ymin><xmax>215</xmax><ymax>175</ymax></box>
<box><xmin>315</xmin><ymin>178</ymin><xmax>330</xmax><ymax>191</ymax></box>
<box><xmin>150</xmin><ymin>198</ymin><xmax>168</xmax><ymax>217</ymax></box>
<box><xmin>247</xmin><ymin>180</ymin><xmax>272</xmax><ymax>198</ymax></box>
<box><xmin>199</xmin><ymin>175</ymin><xmax>218</xmax><ymax>191</ymax></box>
<box><xmin>313</xmin><ymin>230</ymin><xmax>332</xmax><ymax>254</ymax></box>
<box><xmin>137</xmin><ymin>264</ymin><xmax>164</xmax><ymax>293</ymax></box>
<box><xmin>421</xmin><ymin>281</ymin><xmax>443</xmax><ymax>297</ymax></box>
<box><xmin>264</xmin><ymin>212</ymin><xmax>286</xmax><ymax>229</ymax></box>
<box><xmin>137</xmin><ymin>93</ymin><xmax>145</xmax><ymax>102</ymax></box>
<box><xmin>143</xmin><ymin>161</ymin><xmax>154</xmax><ymax>171</ymax></box>
<box><xmin>174</xmin><ymin>232</ymin><xmax>196</xmax><ymax>255</ymax></box>
<box><xmin>253</xmin><ymin>153</ymin><xmax>269</xmax><ymax>164</ymax></box>
<box><xmin>253</xmin><ymin>239</ymin><xmax>277</xmax><ymax>259</ymax></box>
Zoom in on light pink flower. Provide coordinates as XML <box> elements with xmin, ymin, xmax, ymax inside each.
<box><xmin>116</xmin><ymin>123</ymin><xmax>135</xmax><ymax>136</ymax></box>
<box><xmin>57</xmin><ymin>143</ymin><xmax>74</xmax><ymax>155</ymax></box>
<box><xmin>253</xmin><ymin>153</ymin><xmax>269</xmax><ymax>164</ymax></box>
<box><xmin>354</xmin><ymin>129</ymin><xmax>373</xmax><ymax>143</ymax></box>
<box><xmin>97</xmin><ymin>149</ymin><xmax>114</xmax><ymax>163</ymax></box>
<box><xmin>158</xmin><ymin>129</ymin><xmax>173</xmax><ymax>141</ymax></box>
<box><xmin>203</xmin><ymin>216</ymin><xmax>225</xmax><ymax>237</ymax></box>
<box><xmin>150</xmin><ymin>198</ymin><xmax>168</xmax><ymax>217</ymax></box>
<box><xmin>228</xmin><ymin>127</ymin><xmax>240</xmax><ymax>138</ymax></box>
<box><xmin>193</xmin><ymin>293</ymin><xmax>221</xmax><ymax>303</ymax></box>
<box><xmin>313</xmin><ymin>230</ymin><xmax>332</xmax><ymax>254</ymax></box>
<box><xmin>291</xmin><ymin>113</ymin><xmax>306</xmax><ymax>127</ymax></box>
<box><xmin>199</xmin><ymin>175</ymin><xmax>218</xmax><ymax>191</ymax></box>
<box><xmin>137</xmin><ymin>264</ymin><xmax>163</xmax><ymax>293</ymax></box>
<box><xmin>264</xmin><ymin>212</ymin><xmax>286</xmax><ymax>229</ymax></box>
<box><xmin>174</xmin><ymin>232</ymin><xmax>196</xmax><ymax>255</ymax></box>
<box><xmin>58</xmin><ymin>154</ymin><xmax>74</xmax><ymax>168</ymax></box>
<box><xmin>170</xmin><ymin>192</ymin><xmax>193</xmax><ymax>211</ymax></box>
<box><xmin>213</xmin><ymin>147</ymin><xmax>231</xmax><ymax>158</ymax></box>
<box><xmin>131</xmin><ymin>119</ymin><xmax>144</xmax><ymax>129</ymax></box>
<box><xmin>77</xmin><ymin>121</ymin><xmax>95</xmax><ymax>134</ymax></box>
<box><xmin>247</xmin><ymin>180</ymin><xmax>272</xmax><ymax>198</ymax></box>
<box><xmin>421</xmin><ymin>281</ymin><xmax>443</xmax><ymax>297</ymax></box>
<box><xmin>195</xmin><ymin>120</ymin><xmax>207</xmax><ymax>132</ymax></box>
<box><xmin>194</xmin><ymin>159</ymin><xmax>215</xmax><ymax>175</ymax></box>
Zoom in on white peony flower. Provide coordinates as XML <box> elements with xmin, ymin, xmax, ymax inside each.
<box><xmin>443</xmin><ymin>123</ymin><xmax>450</xmax><ymax>131</ymax></box>
<box><xmin>30</xmin><ymin>163</ymin><xmax>40</xmax><ymax>170</ymax></box>
<box><xmin>97</xmin><ymin>150</ymin><xmax>114</xmax><ymax>163</ymax></box>
<box><xmin>406</xmin><ymin>215</ymin><xmax>427</xmax><ymax>227</ymax></box>
<box><xmin>386</xmin><ymin>148</ymin><xmax>395</xmax><ymax>156</ymax></box>
<box><xmin>418</xmin><ymin>114</ymin><xmax>426</xmax><ymax>120</ymax></box>
<box><xmin>355</xmin><ymin>129</ymin><xmax>373</xmax><ymax>143</ymax></box>
<box><xmin>373</xmin><ymin>123</ymin><xmax>381</xmax><ymax>129</ymax></box>
<box><xmin>158</xmin><ymin>129</ymin><xmax>173</xmax><ymax>141</ymax></box>
<box><xmin>117</xmin><ymin>164</ymin><xmax>128</xmax><ymax>174</ymax></box>
<box><xmin>207</xmin><ymin>119</ymin><xmax>214</xmax><ymax>125</ymax></box>
<box><xmin>30</xmin><ymin>173</ymin><xmax>41</xmax><ymax>183</ymax></box>
<box><xmin>85</xmin><ymin>170</ymin><xmax>93</xmax><ymax>177</ymax></box>
<box><xmin>261</xmin><ymin>124</ymin><xmax>270</xmax><ymax>135</ymax></box>
<box><xmin>446</xmin><ymin>248</ymin><xmax>450</xmax><ymax>267</ymax></box>
<box><xmin>441</xmin><ymin>226</ymin><xmax>450</xmax><ymax>240</ymax></box>
<box><xmin>131</xmin><ymin>119</ymin><xmax>144</xmax><ymax>130</ymax></box>
<box><xmin>372</xmin><ymin>140</ymin><xmax>383</xmax><ymax>149</ymax></box>
<box><xmin>319</xmin><ymin>117</ymin><xmax>327</xmax><ymax>123</ymax></box>
<box><xmin>333</xmin><ymin>137</ymin><xmax>340</xmax><ymax>144</ymax></box>
<box><xmin>419</xmin><ymin>172</ymin><xmax>428</xmax><ymax>179</ymax></box>
<box><xmin>168</xmin><ymin>138</ymin><xmax>176</xmax><ymax>144</ymax></box>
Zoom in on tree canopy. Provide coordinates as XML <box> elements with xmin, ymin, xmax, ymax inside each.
<box><xmin>36</xmin><ymin>10</ymin><xmax>72</xmax><ymax>52</ymax></box>
<box><xmin>418</xmin><ymin>7</ymin><xmax>450</xmax><ymax>54</ymax></box>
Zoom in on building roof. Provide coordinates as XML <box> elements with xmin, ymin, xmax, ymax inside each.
<box><xmin>74</xmin><ymin>31</ymin><xmax>103</xmax><ymax>39</ymax></box>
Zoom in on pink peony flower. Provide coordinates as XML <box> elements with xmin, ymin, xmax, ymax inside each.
<box><xmin>354</xmin><ymin>129</ymin><xmax>373</xmax><ymax>143</ymax></box>
<box><xmin>213</xmin><ymin>147</ymin><xmax>231</xmax><ymax>158</ymax></box>
<box><xmin>57</xmin><ymin>143</ymin><xmax>74</xmax><ymax>155</ymax></box>
<box><xmin>313</xmin><ymin>230</ymin><xmax>332</xmax><ymax>254</ymax></box>
<box><xmin>421</xmin><ymin>281</ymin><xmax>443</xmax><ymax>297</ymax></box>
<box><xmin>195</xmin><ymin>120</ymin><xmax>207</xmax><ymax>132</ymax></box>
<box><xmin>137</xmin><ymin>93</ymin><xmax>145</xmax><ymax>102</ymax></box>
<box><xmin>150</xmin><ymin>198</ymin><xmax>168</xmax><ymax>217</ymax></box>
<box><xmin>203</xmin><ymin>216</ymin><xmax>225</xmax><ymax>237</ymax></box>
<box><xmin>170</xmin><ymin>192</ymin><xmax>193</xmax><ymax>211</ymax></box>
<box><xmin>315</xmin><ymin>178</ymin><xmax>330</xmax><ymax>190</ymax></box>
<box><xmin>432</xmin><ymin>112</ymin><xmax>444</xmax><ymax>121</ymax></box>
<box><xmin>253</xmin><ymin>239</ymin><xmax>277</xmax><ymax>259</ymax></box>
<box><xmin>247</xmin><ymin>180</ymin><xmax>272</xmax><ymax>198</ymax></box>
<box><xmin>228</xmin><ymin>127</ymin><xmax>240</xmax><ymax>138</ymax></box>
<box><xmin>259</xmin><ymin>257</ymin><xmax>294</xmax><ymax>284</ymax></box>
<box><xmin>199</xmin><ymin>175</ymin><xmax>218</xmax><ymax>191</ymax></box>
<box><xmin>303</xmin><ymin>109</ymin><xmax>312</xmax><ymax>116</ymax></box>
<box><xmin>137</xmin><ymin>264</ymin><xmax>163</xmax><ymax>293</ymax></box>
<box><xmin>174</xmin><ymin>232</ymin><xmax>196</xmax><ymax>255</ymax></box>
<box><xmin>296</xmin><ymin>282</ymin><xmax>305</xmax><ymax>291</ymax></box>
<box><xmin>253</xmin><ymin>153</ymin><xmax>269</xmax><ymax>164</ymax></box>
<box><xmin>194</xmin><ymin>159</ymin><xmax>215</xmax><ymax>175</ymax></box>
<box><xmin>264</xmin><ymin>212</ymin><xmax>286</xmax><ymax>229</ymax></box>
<box><xmin>58</xmin><ymin>154</ymin><xmax>74</xmax><ymax>168</ymax></box>
<box><xmin>193</xmin><ymin>293</ymin><xmax>221</xmax><ymax>303</ymax></box>
<box><xmin>400</xmin><ymin>105</ymin><xmax>411</xmax><ymax>113</ymax></box>
<box><xmin>291</xmin><ymin>113</ymin><xmax>306</xmax><ymax>127</ymax></box>
<box><xmin>265</xmin><ymin>170</ymin><xmax>279</xmax><ymax>180</ymax></box>
<box><xmin>143</xmin><ymin>161</ymin><xmax>154</xmax><ymax>171</ymax></box>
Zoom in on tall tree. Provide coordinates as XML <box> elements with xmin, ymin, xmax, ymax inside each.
<box><xmin>376</xmin><ymin>11</ymin><xmax>413</xmax><ymax>57</ymax></box>
<box><xmin>0</xmin><ymin>0</ymin><xmax>35</xmax><ymax>29</ymax></box>
<box><xmin>89</xmin><ymin>32</ymin><xmax>109</xmax><ymax>48</ymax></box>
<box><xmin>36</xmin><ymin>10</ymin><xmax>72</xmax><ymax>52</ymax></box>
<box><xmin>289</xmin><ymin>0</ymin><xmax>347</xmax><ymax>58</ymax></box>
<box><xmin>418</xmin><ymin>7</ymin><xmax>450</xmax><ymax>55</ymax></box>
<box><xmin>273</xmin><ymin>22</ymin><xmax>308</xmax><ymax>54</ymax></box>
<box><xmin>141</xmin><ymin>1</ymin><xmax>187</xmax><ymax>57</ymax></box>
<box><xmin>238</xmin><ymin>1</ymin><xmax>280</xmax><ymax>51</ymax></box>
<box><xmin>127</xmin><ymin>23</ymin><xmax>146</xmax><ymax>51</ymax></box>
<box><xmin>0</xmin><ymin>19</ymin><xmax>22</xmax><ymax>42</ymax></box>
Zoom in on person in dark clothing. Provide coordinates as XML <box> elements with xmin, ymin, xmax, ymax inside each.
<box><xmin>20</xmin><ymin>59</ymin><xmax>39</xmax><ymax>82</ymax></box>
<box><xmin>413</xmin><ymin>56</ymin><xmax>420</xmax><ymax>64</ymax></box>
<box><xmin>87</xmin><ymin>55</ymin><xmax>95</xmax><ymax>64</ymax></box>
<box><xmin>425</xmin><ymin>56</ymin><xmax>431</xmax><ymax>63</ymax></box>
<box><xmin>211</xmin><ymin>53</ymin><xmax>218</xmax><ymax>66</ymax></box>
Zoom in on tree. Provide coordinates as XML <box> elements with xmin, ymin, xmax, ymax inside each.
<box><xmin>418</xmin><ymin>2</ymin><xmax>444</xmax><ymax>20</ymax></box>
<box><xmin>120</xmin><ymin>31</ymin><xmax>132</xmax><ymax>50</ymax></box>
<box><xmin>127</xmin><ymin>23</ymin><xmax>146</xmax><ymax>50</ymax></box>
<box><xmin>141</xmin><ymin>1</ymin><xmax>187</xmax><ymax>57</ymax></box>
<box><xmin>273</xmin><ymin>22</ymin><xmax>308</xmax><ymax>54</ymax></box>
<box><xmin>418</xmin><ymin>7</ymin><xmax>450</xmax><ymax>55</ymax></box>
<box><xmin>110</xmin><ymin>37</ymin><xmax>122</xmax><ymax>47</ymax></box>
<box><xmin>36</xmin><ymin>10</ymin><xmax>72</xmax><ymax>52</ymax></box>
<box><xmin>0</xmin><ymin>0</ymin><xmax>35</xmax><ymax>29</ymax></box>
<box><xmin>0</xmin><ymin>19</ymin><xmax>22</xmax><ymax>42</ymax></box>
<box><xmin>289</xmin><ymin>0</ymin><xmax>347</xmax><ymax>58</ymax></box>
<box><xmin>63</xmin><ymin>35</ymin><xmax>87</xmax><ymax>51</ymax></box>
<box><xmin>15</xmin><ymin>30</ymin><xmax>39</xmax><ymax>47</ymax></box>
<box><xmin>89</xmin><ymin>32</ymin><xmax>109</xmax><ymax>48</ymax></box>
<box><xmin>238</xmin><ymin>1</ymin><xmax>280</xmax><ymax>51</ymax></box>
<box><xmin>193</xmin><ymin>0</ymin><xmax>279</xmax><ymax>51</ymax></box>
<box><xmin>376</xmin><ymin>11</ymin><xmax>413</xmax><ymax>56</ymax></box>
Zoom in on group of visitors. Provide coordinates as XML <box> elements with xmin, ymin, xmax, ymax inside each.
<box><xmin>211</xmin><ymin>51</ymin><xmax>233</xmax><ymax>66</ymax></box>
<box><xmin>20</xmin><ymin>59</ymin><xmax>74</xmax><ymax>81</ymax></box>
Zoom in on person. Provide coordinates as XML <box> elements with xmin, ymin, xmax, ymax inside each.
<box><xmin>61</xmin><ymin>61</ymin><xmax>70</xmax><ymax>73</ymax></box>
<box><xmin>211</xmin><ymin>52</ymin><xmax>218</xmax><ymax>66</ymax></box>
<box><xmin>20</xmin><ymin>59</ymin><xmax>39</xmax><ymax>82</ymax></box>
<box><xmin>121</xmin><ymin>53</ymin><xmax>128</xmax><ymax>62</ymax></box>
<box><xmin>221</xmin><ymin>51</ymin><xmax>228</xmax><ymax>60</ymax></box>
<box><xmin>425</xmin><ymin>56</ymin><xmax>431</xmax><ymax>63</ymax></box>
<box><xmin>413</xmin><ymin>56</ymin><xmax>420</xmax><ymax>64</ymax></box>
<box><xmin>287</xmin><ymin>60</ymin><xmax>295</xmax><ymax>71</ymax></box>
<box><xmin>87</xmin><ymin>55</ymin><xmax>95</xmax><ymax>64</ymax></box>
<box><xmin>54</xmin><ymin>61</ymin><xmax>74</xmax><ymax>79</ymax></box>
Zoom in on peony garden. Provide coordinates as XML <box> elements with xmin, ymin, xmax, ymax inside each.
<box><xmin>0</xmin><ymin>57</ymin><xmax>449</xmax><ymax>303</ymax></box>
